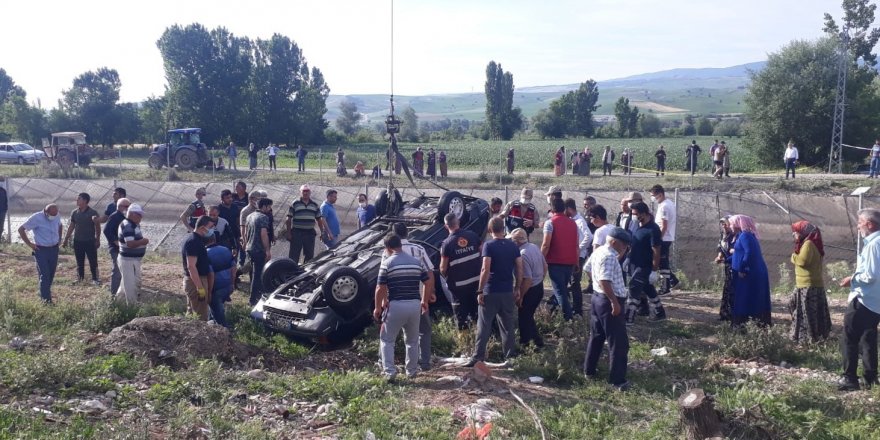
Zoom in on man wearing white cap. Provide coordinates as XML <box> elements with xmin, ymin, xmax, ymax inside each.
<box><xmin>286</xmin><ymin>184</ymin><xmax>330</xmax><ymax>263</ymax></box>
<box><xmin>117</xmin><ymin>204</ymin><xmax>149</xmax><ymax>304</ymax></box>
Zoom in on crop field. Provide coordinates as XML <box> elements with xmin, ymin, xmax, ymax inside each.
<box><xmin>87</xmin><ymin>136</ymin><xmax>774</xmax><ymax>175</ymax></box>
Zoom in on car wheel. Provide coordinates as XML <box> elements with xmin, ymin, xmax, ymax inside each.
<box><xmin>261</xmin><ymin>258</ymin><xmax>302</xmax><ymax>293</ymax></box>
<box><xmin>57</xmin><ymin>151</ymin><xmax>76</xmax><ymax>169</ymax></box>
<box><xmin>375</xmin><ymin>190</ymin><xmax>389</xmax><ymax>217</ymax></box>
<box><xmin>322</xmin><ymin>266</ymin><xmax>368</xmax><ymax>320</ymax></box>
<box><xmin>438</xmin><ymin>191</ymin><xmax>467</xmax><ymax>223</ymax></box>
<box><xmin>176</xmin><ymin>149</ymin><xmax>197</xmax><ymax>170</ymax></box>
<box><xmin>148</xmin><ymin>154</ymin><xmax>163</xmax><ymax>170</ymax></box>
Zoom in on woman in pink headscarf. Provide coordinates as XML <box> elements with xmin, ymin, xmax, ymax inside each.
<box><xmin>788</xmin><ymin>221</ymin><xmax>832</xmax><ymax>342</ymax></box>
<box><xmin>728</xmin><ymin>215</ymin><xmax>772</xmax><ymax>327</ymax></box>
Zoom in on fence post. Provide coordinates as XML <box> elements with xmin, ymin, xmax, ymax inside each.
<box><xmin>673</xmin><ymin>187</ymin><xmax>679</xmax><ymax>270</ymax></box>
<box><xmin>4</xmin><ymin>178</ymin><xmax>10</xmax><ymax>243</ymax></box>
<box><xmin>319</xmin><ymin>149</ymin><xmax>323</xmax><ymax>184</ymax></box>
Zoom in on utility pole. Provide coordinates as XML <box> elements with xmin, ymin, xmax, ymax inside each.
<box><xmin>828</xmin><ymin>25</ymin><xmax>850</xmax><ymax>174</ymax></box>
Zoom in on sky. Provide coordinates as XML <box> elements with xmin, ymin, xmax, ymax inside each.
<box><xmin>2</xmin><ymin>0</ymin><xmax>837</xmax><ymax>108</ymax></box>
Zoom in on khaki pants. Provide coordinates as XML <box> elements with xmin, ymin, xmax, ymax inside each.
<box><xmin>183</xmin><ymin>276</ymin><xmax>211</xmax><ymax>320</ymax></box>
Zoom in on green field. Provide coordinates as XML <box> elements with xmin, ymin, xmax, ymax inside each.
<box><xmin>93</xmin><ymin>136</ymin><xmax>763</xmax><ymax>174</ymax></box>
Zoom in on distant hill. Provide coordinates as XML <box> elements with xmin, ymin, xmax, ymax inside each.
<box><xmin>325</xmin><ymin>61</ymin><xmax>765</xmax><ymax>124</ymax></box>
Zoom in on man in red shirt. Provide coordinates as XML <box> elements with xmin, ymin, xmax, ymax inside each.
<box><xmin>541</xmin><ymin>198</ymin><xmax>580</xmax><ymax>320</ymax></box>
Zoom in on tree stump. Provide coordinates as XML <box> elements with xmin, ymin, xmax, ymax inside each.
<box><xmin>678</xmin><ymin>388</ymin><xmax>723</xmax><ymax>440</ymax></box>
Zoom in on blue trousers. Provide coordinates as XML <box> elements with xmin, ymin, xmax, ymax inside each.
<box><xmin>871</xmin><ymin>157</ymin><xmax>880</xmax><ymax>178</ymax></box>
<box><xmin>210</xmin><ymin>286</ymin><xmax>231</xmax><ymax>327</ymax></box>
<box><xmin>108</xmin><ymin>246</ymin><xmax>121</xmax><ymax>296</ymax></box>
<box><xmin>548</xmin><ymin>263</ymin><xmax>574</xmax><ymax>320</ymax></box>
<box><xmin>34</xmin><ymin>246</ymin><xmax>59</xmax><ymax>301</ymax></box>
<box><xmin>785</xmin><ymin>158</ymin><xmax>797</xmax><ymax>178</ymax></box>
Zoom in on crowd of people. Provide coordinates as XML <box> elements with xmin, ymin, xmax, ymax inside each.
<box><xmin>7</xmin><ymin>173</ymin><xmax>880</xmax><ymax>392</ymax></box>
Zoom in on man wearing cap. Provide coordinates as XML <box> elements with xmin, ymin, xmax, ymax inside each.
<box><xmin>502</xmin><ymin>188</ymin><xmax>539</xmax><ymax>237</ymax></box>
<box><xmin>103</xmin><ymin>198</ymin><xmax>131</xmax><ymax>297</ymax></box>
<box><xmin>615</xmin><ymin>192</ymin><xmax>642</xmax><ymax>236</ymax></box>
<box><xmin>566</xmin><ymin>198</ymin><xmax>593</xmax><ymax>317</ymax></box>
<box><xmin>541</xmin><ymin>198</ymin><xmax>580</xmax><ymax>321</ymax></box>
<box><xmin>182</xmin><ymin>216</ymin><xmax>216</xmax><ymax>320</ymax></box>
<box><xmin>625</xmin><ymin>202</ymin><xmax>666</xmax><ymax>324</ymax></box>
<box><xmin>180</xmin><ymin>187</ymin><xmax>208</xmax><ymax>233</ymax></box>
<box><xmin>650</xmin><ymin>184</ymin><xmax>680</xmax><ymax>294</ymax></box>
<box><xmin>583</xmin><ymin>226</ymin><xmax>631</xmax><ymax>390</ymax></box>
<box><xmin>117</xmin><ymin>204</ymin><xmax>149</xmax><ymax>304</ymax></box>
<box><xmin>320</xmin><ymin>189</ymin><xmax>341</xmax><ymax>248</ymax></box>
<box><xmin>19</xmin><ymin>204</ymin><xmax>63</xmax><ymax>304</ymax></box>
<box><xmin>286</xmin><ymin>184</ymin><xmax>330</xmax><ymax>264</ymax></box>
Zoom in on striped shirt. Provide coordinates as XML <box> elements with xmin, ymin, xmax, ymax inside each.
<box><xmin>378</xmin><ymin>251</ymin><xmax>429</xmax><ymax>301</ymax></box>
<box><xmin>118</xmin><ymin>219</ymin><xmax>146</xmax><ymax>258</ymax></box>
<box><xmin>286</xmin><ymin>198</ymin><xmax>322</xmax><ymax>230</ymax></box>
<box><xmin>587</xmin><ymin>244</ymin><xmax>627</xmax><ymax>298</ymax></box>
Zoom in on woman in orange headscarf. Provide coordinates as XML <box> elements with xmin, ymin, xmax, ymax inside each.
<box><xmin>789</xmin><ymin>221</ymin><xmax>832</xmax><ymax>342</ymax></box>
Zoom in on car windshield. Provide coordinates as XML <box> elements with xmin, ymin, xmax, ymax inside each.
<box><xmin>14</xmin><ymin>144</ymin><xmax>34</xmax><ymax>152</ymax></box>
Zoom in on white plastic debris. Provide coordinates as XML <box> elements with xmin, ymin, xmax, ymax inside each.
<box><xmin>528</xmin><ymin>376</ymin><xmax>544</xmax><ymax>384</ymax></box>
<box><xmin>650</xmin><ymin>347</ymin><xmax>669</xmax><ymax>356</ymax></box>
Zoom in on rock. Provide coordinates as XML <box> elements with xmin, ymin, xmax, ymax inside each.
<box><xmin>8</xmin><ymin>337</ymin><xmax>28</xmax><ymax>350</ymax></box>
<box><xmin>748</xmin><ymin>368</ymin><xmax>758</xmax><ymax>376</ymax></box>
<box><xmin>437</xmin><ymin>375</ymin><xmax>465</xmax><ymax>385</ymax></box>
<box><xmin>650</xmin><ymin>347</ymin><xmax>669</xmax><ymax>357</ymax></box>
<box><xmin>780</xmin><ymin>361</ymin><xmax>790</xmax><ymax>369</ymax></box>
<box><xmin>246</xmin><ymin>369</ymin><xmax>267</xmax><ymax>380</ymax></box>
<box><xmin>80</xmin><ymin>399</ymin><xmax>108</xmax><ymax>413</ymax></box>
<box><xmin>105</xmin><ymin>390</ymin><xmax>117</xmax><ymax>399</ymax></box>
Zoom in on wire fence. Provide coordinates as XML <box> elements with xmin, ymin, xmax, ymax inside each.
<box><xmin>1</xmin><ymin>177</ymin><xmax>871</xmax><ymax>289</ymax></box>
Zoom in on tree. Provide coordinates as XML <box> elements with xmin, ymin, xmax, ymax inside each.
<box><xmin>614</xmin><ymin>97</ymin><xmax>640</xmax><ymax>137</ymax></box>
<box><xmin>743</xmin><ymin>37</ymin><xmax>880</xmax><ymax>165</ymax></box>
<box><xmin>484</xmin><ymin>61</ymin><xmax>522</xmax><ymax>140</ymax></box>
<box><xmin>400</xmin><ymin>106</ymin><xmax>419</xmax><ymax>142</ymax></box>
<box><xmin>249</xmin><ymin>34</ymin><xmax>307</xmax><ymax>145</ymax></box>
<box><xmin>531</xmin><ymin>107</ymin><xmax>566</xmax><ymax>139</ymax></box>
<box><xmin>532</xmin><ymin>79</ymin><xmax>600</xmax><ymax>139</ymax></box>
<box><xmin>0</xmin><ymin>94</ymin><xmax>46</xmax><ymax>145</ymax></box>
<box><xmin>0</xmin><ymin>68</ymin><xmax>25</xmax><ymax>106</ymax></box>
<box><xmin>824</xmin><ymin>0</ymin><xmax>880</xmax><ymax>67</ymax></box>
<box><xmin>696</xmin><ymin>117</ymin><xmax>714</xmax><ymax>135</ymax></box>
<box><xmin>138</xmin><ymin>96</ymin><xmax>166</xmax><ymax>143</ymax></box>
<box><xmin>713</xmin><ymin>119</ymin><xmax>742</xmax><ymax>137</ymax></box>
<box><xmin>638</xmin><ymin>114</ymin><xmax>662</xmax><ymax>137</ymax></box>
<box><xmin>62</xmin><ymin>68</ymin><xmax>121</xmax><ymax>147</ymax></box>
<box><xmin>294</xmin><ymin>66</ymin><xmax>330</xmax><ymax>145</ymax></box>
<box><xmin>335</xmin><ymin>98</ymin><xmax>361</xmax><ymax>137</ymax></box>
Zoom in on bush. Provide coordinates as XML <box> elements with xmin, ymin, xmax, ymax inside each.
<box><xmin>717</xmin><ymin>323</ymin><xmax>795</xmax><ymax>363</ymax></box>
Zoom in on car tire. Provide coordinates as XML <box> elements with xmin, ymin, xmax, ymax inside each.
<box><xmin>322</xmin><ymin>266</ymin><xmax>368</xmax><ymax>320</ymax></box>
<box><xmin>176</xmin><ymin>149</ymin><xmax>197</xmax><ymax>170</ymax></box>
<box><xmin>438</xmin><ymin>191</ymin><xmax>467</xmax><ymax>223</ymax></box>
<box><xmin>261</xmin><ymin>258</ymin><xmax>301</xmax><ymax>293</ymax></box>
<box><xmin>57</xmin><ymin>151</ymin><xmax>76</xmax><ymax>169</ymax></box>
<box><xmin>148</xmin><ymin>154</ymin><xmax>163</xmax><ymax>170</ymax></box>
<box><xmin>375</xmin><ymin>190</ymin><xmax>389</xmax><ymax>217</ymax></box>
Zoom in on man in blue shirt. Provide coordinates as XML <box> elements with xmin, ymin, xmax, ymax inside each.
<box><xmin>103</xmin><ymin>198</ymin><xmax>130</xmax><ymax>297</ymax></box>
<box><xmin>18</xmin><ymin>204</ymin><xmax>63</xmax><ymax>303</ymax></box>
<box><xmin>839</xmin><ymin>208</ymin><xmax>880</xmax><ymax>391</ymax></box>
<box><xmin>356</xmin><ymin>193</ymin><xmax>376</xmax><ymax>228</ymax></box>
<box><xmin>206</xmin><ymin>234</ymin><xmax>236</xmax><ymax>328</ymax></box>
<box><xmin>296</xmin><ymin>145</ymin><xmax>307</xmax><ymax>172</ymax></box>
<box><xmin>320</xmin><ymin>189</ymin><xmax>341</xmax><ymax>248</ymax></box>
<box><xmin>464</xmin><ymin>216</ymin><xmax>523</xmax><ymax>367</ymax></box>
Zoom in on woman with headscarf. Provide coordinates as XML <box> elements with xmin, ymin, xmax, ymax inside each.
<box><xmin>554</xmin><ymin>147</ymin><xmax>564</xmax><ymax>176</ymax></box>
<box><xmin>728</xmin><ymin>215</ymin><xmax>772</xmax><ymax>327</ymax></box>
<box><xmin>714</xmin><ymin>216</ymin><xmax>735</xmax><ymax>321</ymax></box>
<box><xmin>789</xmin><ymin>221</ymin><xmax>832</xmax><ymax>342</ymax></box>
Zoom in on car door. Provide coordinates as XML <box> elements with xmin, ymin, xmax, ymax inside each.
<box><xmin>0</xmin><ymin>145</ymin><xmax>12</xmax><ymax>162</ymax></box>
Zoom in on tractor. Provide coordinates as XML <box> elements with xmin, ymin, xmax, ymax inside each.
<box><xmin>44</xmin><ymin>132</ymin><xmax>94</xmax><ymax>167</ymax></box>
<box><xmin>147</xmin><ymin>128</ymin><xmax>210</xmax><ymax>170</ymax></box>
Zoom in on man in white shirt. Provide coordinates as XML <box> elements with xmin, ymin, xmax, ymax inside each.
<box><xmin>870</xmin><ymin>139</ymin><xmax>880</xmax><ymax>179</ymax></box>
<box><xmin>784</xmin><ymin>141</ymin><xmax>799</xmax><ymax>179</ymax></box>
<box><xmin>650</xmin><ymin>184</ymin><xmax>679</xmax><ymax>294</ymax></box>
<box><xmin>566</xmin><ymin>198</ymin><xmax>592</xmax><ymax>316</ymax></box>
<box><xmin>266</xmin><ymin>144</ymin><xmax>279</xmax><ymax>171</ymax></box>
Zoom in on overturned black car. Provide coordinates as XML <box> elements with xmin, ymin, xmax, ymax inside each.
<box><xmin>251</xmin><ymin>189</ymin><xmax>489</xmax><ymax>343</ymax></box>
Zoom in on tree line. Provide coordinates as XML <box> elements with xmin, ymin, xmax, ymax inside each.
<box><xmin>0</xmin><ymin>23</ymin><xmax>331</xmax><ymax>149</ymax></box>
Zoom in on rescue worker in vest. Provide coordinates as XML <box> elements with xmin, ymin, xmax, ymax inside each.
<box><xmin>179</xmin><ymin>187</ymin><xmax>208</xmax><ymax>233</ymax></box>
<box><xmin>440</xmin><ymin>213</ymin><xmax>483</xmax><ymax>335</ymax></box>
<box><xmin>502</xmin><ymin>188</ymin><xmax>540</xmax><ymax>237</ymax></box>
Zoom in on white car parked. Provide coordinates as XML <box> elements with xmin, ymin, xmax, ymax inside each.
<box><xmin>0</xmin><ymin>142</ymin><xmax>45</xmax><ymax>164</ymax></box>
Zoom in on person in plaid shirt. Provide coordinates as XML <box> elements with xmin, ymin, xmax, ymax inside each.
<box><xmin>583</xmin><ymin>227</ymin><xmax>632</xmax><ymax>390</ymax></box>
